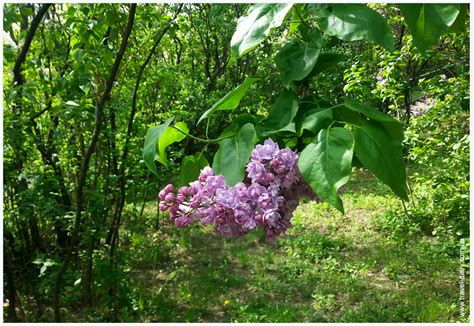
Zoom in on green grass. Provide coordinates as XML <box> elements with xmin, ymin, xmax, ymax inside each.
<box><xmin>112</xmin><ymin>169</ymin><xmax>469</xmax><ymax>322</ymax></box>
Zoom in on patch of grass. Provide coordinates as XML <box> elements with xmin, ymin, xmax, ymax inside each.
<box><xmin>116</xmin><ymin>169</ymin><xmax>468</xmax><ymax>322</ymax></box>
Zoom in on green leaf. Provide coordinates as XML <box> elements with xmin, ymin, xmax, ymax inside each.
<box><xmin>352</xmin><ymin>119</ymin><xmax>408</xmax><ymax>200</ymax></box>
<box><xmin>156</xmin><ymin>122</ymin><xmax>188</xmax><ymax>168</ymax></box>
<box><xmin>72</xmin><ymin>48</ymin><xmax>84</xmax><ymax>61</ymax></box>
<box><xmin>306</xmin><ymin>53</ymin><xmax>347</xmax><ymax>79</ymax></box>
<box><xmin>300</xmin><ymin>107</ymin><xmax>333</xmax><ymax>136</ymax></box>
<box><xmin>331</xmin><ymin>100</ymin><xmax>408</xmax><ymax>200</ymax></box>
<box><xmin>179</xmin><ymin>153</ymin><xmax>209</xmax><ymax>186</ymax></box>
<box><xmin>262</xmin><ymin>89</ymin><xmax>299</xmax><ymax>133</ymax></box>
<box><xmin>231</xmin><ymin>3</ymin><xmax>293</xmax><ymax>58</ymax></box>
<box><xmin>447</xmin><ymin>4</ymin><xmax>467</xmax><ymax>34</ymax></box>
<box><xmin>399</xmin><ymin>4</ymin><xmax>460</xmax><ymax>53</ymax></box>
<box><xmin>213</xmin><ymin>123</ymin><xmax>257</xmax><ymax>186</ymax></box>
<box><xmin>298</xmin><ymin>127</ymin><xmax>354</xmax><ymax>213</ymax></box>
<box><xmin>65</xmin><ymin>100</ymin><xmax>80</xmax><ymax>107</ymax></box>
<box><xmin>40</xmin><ymin>265</ymin><xmax>47</xmax><ymax>276</ymax></box>
<box><xmin>288</xmin><ymin>5</ymin><xmax>305</xmax><ymax>34</ymax></box>
<box><xmin>342</xmin><ymin>99</ymin><xmax>403</xmax><ymax>141</ymax></box>
<box><xmin>275</xmin><ymin>29</ymin><xmax>323</xmax><ymax>87</ymax></box>
<box><xmin>143</xmin><ymin>118</ymin><xmax>173</xmax><ymax>176</ymax></box>
<box><xmin>197</xmin><ymin>77</ymin><xmax>259</xmax><ymax>124</ymax></box>
<box><xmin>318</xmin><ymin>4</ymin><xmax>394</xmax><ymax>51</ymax></box>
<box><xmin>38</xmin><ymin>259</ymin><xmax>57</xmax><ymax>278</ymax></box>
<box><xmin>219</xmin><ymin>114</ymin><xmax>259</xmax><ymax>139</ymax></box>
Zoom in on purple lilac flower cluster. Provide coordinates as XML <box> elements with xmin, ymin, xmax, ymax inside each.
<box><xmin>159</xmin><ymin>139</ymin><xmax>312</xmax><ymax>241</ymax></box>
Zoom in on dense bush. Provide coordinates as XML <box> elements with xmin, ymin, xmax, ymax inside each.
<box><xmin>405</xmin><ymin>73</ymin><xmax>470</xmax><ymax>238</ymax></box>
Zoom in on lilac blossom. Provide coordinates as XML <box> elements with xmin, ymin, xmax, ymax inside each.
<box><xmin>251</xmin><ymin>138</ymin><xmax>279</xmax><ymax>162</ymax></box>
<box><xmin>158</xmin><ymin>138</ymin><xmax>317</xmax><ymax>241</ymax></box>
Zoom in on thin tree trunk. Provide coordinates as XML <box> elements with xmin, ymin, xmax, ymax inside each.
<box><xmin>83</xmin><ymin>228</ymin><xmax>96</xmax><ymax>308</ymax></box>
<box><xmin>404</xmin><ymin>86</ymin><xmax>412</xmax><ymax>127</ymax></box>
<box><xmin>13</xmin><ymin>4</ymin><xmax>51</xmax><ymax>86</ymax></box>
<box><xmin>106</xmin><ymin>8</ymin><xmax>182</xmax><ymax>320</ymax></box>
<box><xmin>4</xmin><ymin>228</ymin><xmax>19</xmax><ymax>321</ymax></box>
<box><xmin>107</xmin><ymin>4</ymin><xmax>183</xmax><ymax>248</ymax></box>
<box><xmin>7</xmin><ymin>4</ymin><xmax>51</xmax><ymax>321</ymax></box>
<box><xmin>53</xmin><ymin>5</ymin><xmax>137</xmax><ymax>321</ymax></box>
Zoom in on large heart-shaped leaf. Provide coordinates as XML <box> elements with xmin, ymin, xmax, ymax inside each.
<box><xmin>213</xmin><ymin>123</ymin><xmax>257</xmax><ymax>186</ymax></box>
<box><xmin>318</xmin><ymin>4</ymin><xmax>394</xmax><ymax>51</ymax></box>
<box><xmin>352</xmin><ymin>119</ymin><xmax>408</xmax><ymax>200</ymax></box>
<box><xmin>157</xmin><ymin>122</ymin><xmax>188</xmax><ymax>167</ymax></box>
<box><xmin>298</xmin><ymin>127</ymin><xmax>354</xmax><ymax>213</ymax></box>
<box><xmin>342</xmin><ymin>99</ymin><xmax>403</xmax><ymax>141</ymax></box>
<box><xmin>331</xmin><ymin>100</ymin><xmax>408</xmax><ymax>200</ymax></box>
<box><xmin>179</xmin><ymin>153</ymin><xmax>209</xmax><ymax>186</ymax></box>
<box><xmin>275</xmin><ymin>29</ymin><xmax>323</xmax><ymax>87</ymax></box>
<box><xmin>231</xmin><ymin>3</ymin><xmax>293</xmax><ymax>58</ymax></box>
<box><xmin>198</xmin><ymin>77</ymin><xmax>259</xmax><ymax>124</ymax></box>
<box><xmin>143</xmin><ymin>118</ymin><xmax>173</xmax><ymax>176</ymax></box>
<box><xmin>399</xmin><ymin>4</ymin><xmax>460</xmax><ymax>53</ymax></box>
<box><xmin>262</xmin><ymin>89</ymin><xmax>299</xmax><ymax>134</ymax></box>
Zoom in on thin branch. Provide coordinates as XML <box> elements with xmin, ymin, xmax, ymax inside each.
<box><xmin>170</xmin><ymin>125</ymin><xmax>235</xmax><ymax>144</ymax></box>
<box><xmin>125</xmin><ymin>4</ymin><xmax>184</xmax><ymax>162</ymax></box>
<box><xmin>106</xmin><ymin>2</ymin><xmax>184</xmax><ymax>249</ymax></box>
<box><xmin>13</xmin><ymin>4</ymin><xmax>51</xmax><ymax>87</ymax></box>
<box><xmin>294</xmin><ymin>5</ymin><xmax>310</xmax><ymax>28</ymax></box>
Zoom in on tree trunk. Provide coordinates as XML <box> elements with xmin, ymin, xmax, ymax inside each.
<box><xmin>3</xmin><ymin>228</ymin><xmax>19</xmax><ymax>321</ymax></box>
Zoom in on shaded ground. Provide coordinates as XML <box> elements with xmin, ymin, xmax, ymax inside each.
<box><xmin>116</xmin><ymin>170</ymin><xmax>469</xmax><ymax>322</ymax></box>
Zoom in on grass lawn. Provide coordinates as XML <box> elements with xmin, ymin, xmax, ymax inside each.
<box><xmin>115</xmin><ymin>170</ymin><xmax>469</xmax><ymax>322</ymax></box>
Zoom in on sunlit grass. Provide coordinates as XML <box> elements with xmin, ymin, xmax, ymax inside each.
<box><xmin>118</xmin><ymin>169</ymin><xmax>468</xmax><ymax>322</ymax></box>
